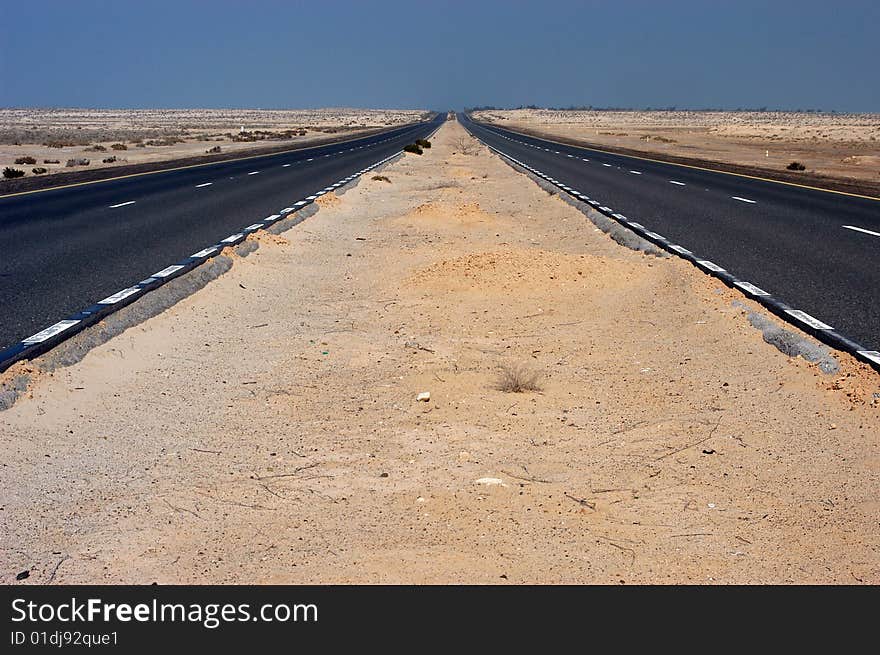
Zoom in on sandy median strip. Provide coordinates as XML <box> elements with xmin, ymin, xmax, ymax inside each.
<box><xmin>1</xmin><ymin>119</ymin><xmax>877</xmax><ymax>584</ymax></box>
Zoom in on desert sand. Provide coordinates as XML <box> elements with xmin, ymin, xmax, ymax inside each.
<box><xmin>473</xmin><ymin>109</ymin><xmax>880</xmax><ymax>186</ymax></box>
<box><xmin>0</xmin><ymin>107</ymin><xmax>428</xmax><ymax>179</ymax></box>
<box><xmin>1</xmin><ymin>119</ymin><xmax>877</xmax><ymax>584</ymax></box>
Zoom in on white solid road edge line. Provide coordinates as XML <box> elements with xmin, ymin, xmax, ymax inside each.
<box><xmin>842</xmin><ymin>225</ymin><xmax>880</xmax><ymax>238</ymax></box>
<box><xmin>857</xmin><ymin>351</ymin><xmax>880</xmax><ymax>365</ymax></box>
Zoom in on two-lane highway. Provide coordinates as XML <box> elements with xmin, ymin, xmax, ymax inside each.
<box><xmin>460</xmin><ymin>113</ymin><xmax>880</xmax><ymax>358</ymax></box>
<box><xmin>0</xmin><ymin>115</ymin><xmax>444</xmax><ymax>355</ymax></box>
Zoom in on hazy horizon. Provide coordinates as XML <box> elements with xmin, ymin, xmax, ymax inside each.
<box><xmin>2</xmin><ymin>0</ymin><xmax>879</xmax><ymax>113</ymax></box>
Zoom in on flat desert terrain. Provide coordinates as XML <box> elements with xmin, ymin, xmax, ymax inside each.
<box><xmin>0</xmin><ymin>107</ymin><xmax>428</xmax><ymax>179</ymax></box>
<box><xmin>1</xmin><ymin>119</ymin><xmax>877</xmax><ymax>584</ymax></box>
<box><xmin>473</xmin><ymin>109</ymin><xmax>880</xmax><ymax>188</ymax></box>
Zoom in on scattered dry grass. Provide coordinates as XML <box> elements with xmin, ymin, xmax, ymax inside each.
<box><xmin>371</xmin><ymin>175</ymin><xmax>391</xmax><ymax>183</ymax></box>
<box><xmin>494</xmin><ymin>362</ymin><xmax>543</xmax><ymax>393</ymax></box>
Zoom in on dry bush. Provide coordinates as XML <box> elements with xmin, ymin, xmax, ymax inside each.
<box><xmin>14</xmin><ymin>156</ymin><xmax>36</xmax><ymax>165</ymax></box>
<box><xmin>456</xmin><ymin>136</ymin><xmax>480</xmax><ymax>155</ymax></box>
<box><xmin>371</xmin><ymin>175</ymin><xmax>391</xmax><ymax>182</ymax></box>
<box><xmin>494</xmin><ymin>362</ymin><xmax>543</xmax><ymax>393</ymax></box>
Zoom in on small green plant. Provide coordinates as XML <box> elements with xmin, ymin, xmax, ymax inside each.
<box><xmin>787</xmin><ymin>161</ymin><xmax>806</xmax><ymax>171</ymax></box>
<box><xmin>371</xmin><ymin>174</ymin><xmax>391</xmax><ymax>182</ymax></box>
<box><xmin>415</xmin><ymin>138</ymin><xmax>431</xmax><ymax>148</ymax></box>
<box><xmin>110</xmin><ymin>143</ymin><xmax>128</xmax><ymax>150</ymax></box>
<box><xmin>3</xmin><ymin>167</ymin><xmax>25</xmax><ymax>178</ymax></box>
<box><xmin>31</xmin><ymin>167</ymin><xmax>47</xmax><ymax>175</ymax></box>
<box><xmin>15</xmin><ymin>156</ymin><xmax>37</xmax><ymax>165</ymax></box>
<box><xmin>403</xmin><ymin>143</ymin><xmax>423</xmax><ymax>155</ymax></box>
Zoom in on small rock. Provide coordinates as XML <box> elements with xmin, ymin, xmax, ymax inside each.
<box><xmin>379</xmin><ymin>472</ymin><xmax>389</xmax><ymax>478</ymax></box>
<box><xmin>15</xmin><ymin>570</ymin><xmax>29</xmax><ymax>581</ymax></box>
<box><xmin>475</xmin><ymin>477</ymin><xmax>506</xmax><ymax>487</ymax></box>
<box><xmin>702</xmin><ymin>448</ymin><xmax>716</xmax><ymax>455</ymax></box>
<box><xmin>416</xmin><ymin>392</ymin><xmax>430</xmax><ymax>402</ymax></box>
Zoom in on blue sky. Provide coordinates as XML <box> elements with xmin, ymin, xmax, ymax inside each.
<box><xmin>2</xmin><ymin>0</ymin><xmax>878</xmax><ymax>111</ymax></box>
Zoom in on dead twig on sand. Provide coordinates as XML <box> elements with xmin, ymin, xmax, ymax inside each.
<box><xmin>564</xmin><ymin>493</ymin><xmax>596</xmax><ymax>510</ymax></box>
<box><xmin>47</xmin><ymin>555</ymin><xmax>70</xmax><ymax>584</ymax></box>
<box><xmin>655</xmin><ymin>419</ymin><xmax>722</xmax><ymax>461</ymax></box>
<box><xmin>502</xmin><ymin>466</ymin><xmax>554</xmax><ymax>484</ymax></box>
<box><xmin>162</xmin><ymin>498</ymin><xmax>203</xmax><ymax>519</ymax></box>
<box><xmin>254</xmin><ymin>462</ymin><xmax>320</xmax><ymax>481</ymax></box>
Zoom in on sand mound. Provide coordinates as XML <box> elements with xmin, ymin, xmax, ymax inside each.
<box><xmin>316</xmin><ymin>193</ymin><xmax>340</xmax><ymax>207</ymax></box>
<box><xmin>398</xmin><ymin>201</ymin><xmax>494</xmax><ymax>229</ymax></box>
<box><xmin>406</xmin><ymin>248</ymin><xmax>635</xmax><ymax>293</ymax></box>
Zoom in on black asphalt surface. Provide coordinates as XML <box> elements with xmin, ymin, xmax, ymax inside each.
<box><xmin>460</xmin><ymin>113</ymin><xmax>880</xmax><ymax>353</ymax></box>
<box><xmin>0</xmin><ymin>115</ymin><xmax>444</xmax><ymax>352</ymax></box>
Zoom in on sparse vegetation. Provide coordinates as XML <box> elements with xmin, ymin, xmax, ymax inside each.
<box><xmin>786</xmin><ymin>161</ymin><xmax>806</xmax><ymax>171</ymax></box>
<box><xmin>205</xmin><ymin>145</ymin><xmax>222</xmax><ymax>153</ymax></box>
<box><xmin>43</xmin><ymin>159</ymin><xmax>60</xmax><ymax>164</ymax></box>
<box><xmin>110</xmin><ymin>143</ymin><xmax>128</xmax><ymax>150</ymax></box>
<box><xmin>3</xmin><ymin>167</ymin><xmax>25</xmax><ymax>179</ymax></box>
<box><xmin>102</xmin><ymin>156</ymin><xmax>117</xmax><ymax>163</ymax></box>
<box><xmin>84</xmin><ymin>144</ymin><xmax>107</xmax><ymax>152</ymax></box>
<box><xmin>494</xmin><ymin>362</ymin><xmax>543</xmax><ymax>393</ymax></box>
<box><xmin>371</xmin><ymin>175</ymin><xmax>391</xmax><ymax>182</ymax></box>
<box><xmin>415</xmin><ymin>138</ymin><xmax>432</xmax><ymax>148</ymax></box>
<box><xmin>14</xmin><ymin>156</ymin><xmax>37</xmax><ymax>165</ymax></box>
<box><xmin>66</xmin><ymin>158</ymin><xmax>90</xmax><ymax>167</ymax></box>
<box><xmin>31</xmin><ymin>167</ymin><xmax>47</xmax><ymax>175</ymax></box>
<box><xmin>455</xmin><ymin>136</ymin><xmax>480</xmax><ymax>155</ymax></box>
<box><xmin>404</xmin><ymin>143</ymin><xmax>423</xmax><ymax>155</ymax></box>
<box><xmin>43</xmin><ymin>140</ymin><xmax>76</xmax><ymax>148</ymax></box>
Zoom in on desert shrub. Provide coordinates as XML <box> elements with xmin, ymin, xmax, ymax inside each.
<box><xmin>31</xmin><ymin>167</ymin><xmax>47</xmax><ymax>175</ymax></box>
<box><xmin>66</xmin><ymin>158</ymin><xmax>90</xmax><ymax>167</ymax></box>
<box><xmin>14</xmin><ymin>156</ymin><xmax>37</xmax><ymax>165</ymax></box>
<box><xmin>43</xmin><ymin>140</ymin><xmax>75</xmax><ymax>148</ymax></box>
<box><xmin>3</xmin><ymin>167</ymin><xmax>25</xmax><ymax>178</ymax></box>
<box><xmin>494</xmin><ymin>362</ymin><xmax>542</xmax><ymax>393</ymax></box>
<box><xmin>110</xmin><ymin>143</ymin><xmax>127</xmax><ymax>150</ymax></box>
<box><xmin>84</xmin><ymin>144</ymin><xmax>107</xmax><ymax>152</ymax></box>
<box><xmin>102</xmin><ymin>156</ymin><xmax>117</xmax><ymax>163</ymax></box>
<box><xmin>206</xmin><ymin>145</ymin><xmax>222</xmax><ymax>153</ymax></box>
<box><xmin>135</xmin><ymin>142</ymin><xmax>146</xmax><ymax>148</ymax></box>
<box><xmin>786</xmin><ymin>161</ymin><xmax>806</xmax><ymax>171</ymax></box>
<box><xmin>403</xmin><ymin>143</ymin><xmax>423</xmax><ymax>155</ymax></box>
<box><xmin>43</xmin><ymin>159</ymin><xmax>60</xmax><ymax>164</ymax></box>
<box><xmin>371</xmin><ymin>175</ymin><xmax>391</xmax><ymax>182</ymax></box>
<box><xmin>415</xmin><ymin>138</ymin><xmax>431</xmax><ymax>148</ymax></box>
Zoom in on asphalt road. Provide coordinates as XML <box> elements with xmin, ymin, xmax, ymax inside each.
<box><xmin>0</xmin><ymin>115</ymin><xmax>444</xmax><ymax>353</ymax></box>
<box><xmin>460</xmin><ymin>113</ymin><xmax>880</xmax><ymax>354</ymax></box>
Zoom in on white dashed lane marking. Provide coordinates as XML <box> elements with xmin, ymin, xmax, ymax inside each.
<box><xmin>629</xmin><ymin>170</ymin><xmax>642</xmax><ymax>175</ymax></box>
<box><xmin>842</xmin><ymin>225</ymin><xmax>880</xmax><ymax>238</ymax></box>
<box><xmin>248</xmin><ymin>171</ymin><xmax>260</xmax><ymax>176</ymax></box>
<box><xmin>602</xmin><ymin>163</ymin><xmax>612</xmax><ymax>167</ymax></box>
<box><xmin>109</xmin><ymin>201</ymin><xmax>135</xmax><ymax>208</ymax></box>
<box><xmin>669</xmin><ymin>181</ymin><xmax>686</xmax><ymax>186</ymax></box>
<box><xmin>282</xmin><ymin>164</ymin><xmax>291</xmax><ymax>167</ymax></box>
<box><xmin>732</xmin><ymin>196</ymin><xmax>756</xmax><ymax>203</ymax></box>
<box><xmin>195</xmin><ymin>182</ymin><xmax>213</xmax><ymax>188</ymax></box>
